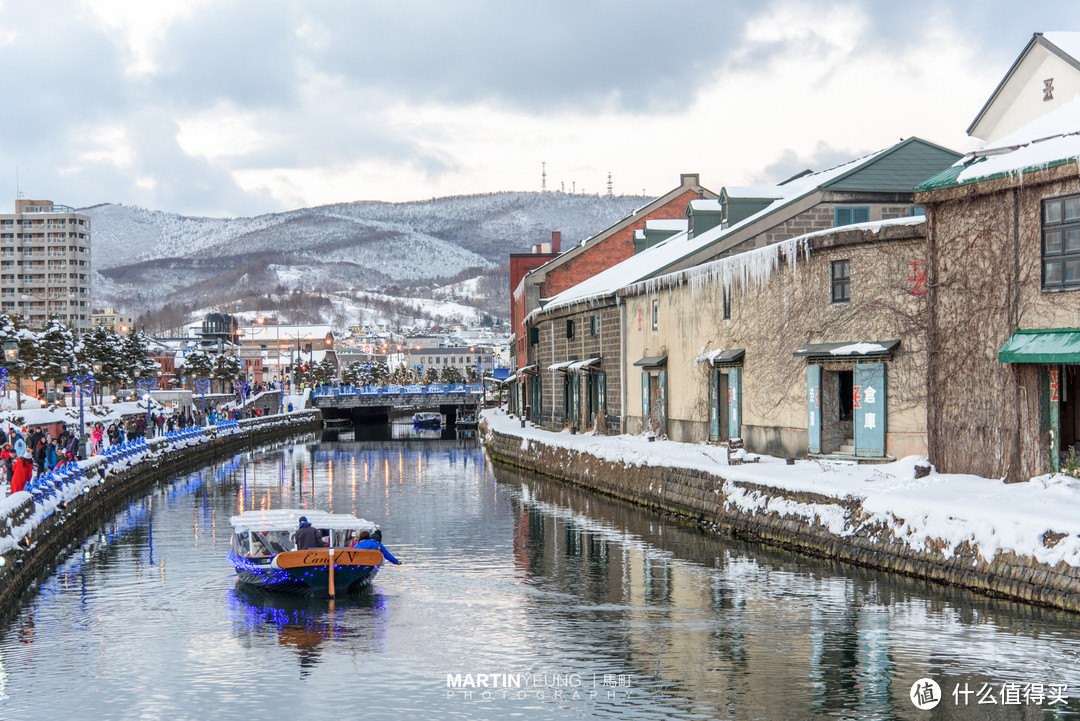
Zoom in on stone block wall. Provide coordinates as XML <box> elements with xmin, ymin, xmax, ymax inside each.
<box><xmin>484</xmin><ymin>422</ymin><xmax>1080</xmax><ymax>613</ymax></box>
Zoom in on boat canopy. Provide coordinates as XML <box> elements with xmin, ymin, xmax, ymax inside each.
<box><xmin>230</xmin><ymin>509</ymin><xmax>376</xmax><ymax>533</ymax></box>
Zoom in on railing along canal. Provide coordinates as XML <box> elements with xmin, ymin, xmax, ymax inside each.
<box><xmin>312</xmin><ymin>383</ymin><xmax>484</xmax><ymax>398</ymax></box>
<box><xmin>0</xmin><ymin>411</ymin><xmax>319</xmax><ymax>562</ymax></box>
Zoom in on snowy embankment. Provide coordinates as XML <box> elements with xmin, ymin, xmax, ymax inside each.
<box><xmin>483</xmin><ymin>410</ymin><xmax>1080</xmax><ymax>570</ymax></box>
<box><xmin>0</xmin><ymin>411</ymin><xmax>319</xmax><ymax>556</ymax></box>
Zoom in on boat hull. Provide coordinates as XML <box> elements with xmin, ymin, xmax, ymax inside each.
<box><xmin>229</xmin><ymin>552</ymin><xmax>381</xmax><ymax>597</ymax></box>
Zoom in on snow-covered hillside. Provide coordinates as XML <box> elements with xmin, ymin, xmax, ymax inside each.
<box><xmin>83</xmin><ymin>191</ymin><xmax>647</xmax><ymax>320</ymax></box>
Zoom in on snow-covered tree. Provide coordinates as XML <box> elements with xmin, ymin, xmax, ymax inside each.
<box><xmin>212</xmin><ymin>353</ymin><xmax>244</xmax><ymax>393</ymax></box>
<box><xmin>26</xmin><ymin>318</ymin><xmax>77</xmax><ymax>397</ymax></box>
<box><xmin>312</xmin><ymin>358</ymin><xmax>337</xmax><ymax>385</ymax></box>
<box><xmin>369</xmin><ymin>360</ymin><xmax>389</xmax><ymax>385</ymax></box>
<box><xmin>423</xmin><ymin>366</ymin><xmax>439</xmax><ymax>384</ymax></box>
<box><xmin>78</xmin><ymin>325</ymin><xmax>127</xmax><ymax>402</ymax></box>
<box><xmin>180</xmin><ymin>349</ymin><xmax>214</xmax><ymax>387</ymax></box>
<box><xmin>119</xmin><ymin>329</ymin><xmax>160</xmax><ymax>383</ymax></box>
<box><xmin>341</xmin><ymin>361</ymin><xmax>366</xmax><ymax>386</ymax></box>
<box><xmin>440</xmin><ymin>365</ymin><xmax>464</xmax><ymax>384</ymax></box>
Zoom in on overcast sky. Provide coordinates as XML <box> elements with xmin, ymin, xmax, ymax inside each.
<box><xmin>0</xmin><ymin>1</ymin><xmax>1077</xmax><ymax>217</ymax></box>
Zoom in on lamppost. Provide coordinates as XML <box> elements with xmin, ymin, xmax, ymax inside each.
<box><xmin>0</xmin><ymin>340</ymin><xmax>18</xmax><ymax>410</ymax></box>
<box><xmin>255</xmin><ymin>315</ymin><xmax>280</xmax><ymax>386</ymax></box>
<box><xmin>470</xmin><ymin>346</ymin><xmax>486</xmax><ymax>406</ymax></box>
<box><xmin>282</xmin><ymin>332</ymin><xmax>312</xmax><ymax>391</ymax></box>
<box><xmin>61</xmin><ymin>361</ymin><xmax>101</xmax><ymax>456</ymax></box>
<box><xmin>134</xmin><ymin>368</ymin><xmax>162</xmax><ymax>438</ymax></box>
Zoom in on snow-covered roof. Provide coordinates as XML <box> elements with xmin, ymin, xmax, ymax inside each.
<box><xmin>531</xmin><ymin>144</ymin><xmax>905</xmax><ymax>319</ymax></box>
<box><xmin>919</xmin><ymin>92</ymin><xmax>1080</xmax><ymax>193</ymax></box>
<box><xmin>628</xmin><ymin>216</ymin><xmax>924</xmax><ymax>299</ymax></box>
<box><xmin>688</xmin><ymin>199</ymin><xmax>722</xmax><ymax>211</ymax></box>
<box><xmin>241</xmin><ymin>324</ymin><xmax>332</xmax><ymax>343</ymax></box>
<box><xmin>721</xmin><ymin>186</ymin><xmax>786</xmax><ymax>199</ymax></box>
<box><xmin>644</xmin><ymin>219</ymin><xmax>689</xmax><ymax>231</ymax></box>
<box><xmin>230</xmin><ymin>509</ymin><xmax>376</xmax><ymax>532</ymax></box>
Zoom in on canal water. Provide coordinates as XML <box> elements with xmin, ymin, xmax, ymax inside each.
<box><xmin>0</xmin><ymin>428</ymin><xmax>1078</xmax><ymax>720</ymax></box>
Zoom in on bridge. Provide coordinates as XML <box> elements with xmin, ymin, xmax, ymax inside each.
<box><xmin>312</xmin><ymin>383</ymin><xmax>484</xmax><ymax>425</ymax></box>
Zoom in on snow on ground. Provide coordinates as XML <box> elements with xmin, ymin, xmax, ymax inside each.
<box><xmin>354</xmin><ymin>291</ymin><xmax>482</xmax><ymax>325</ymax></box>
<box><xmin>484</xmin><ymin>409</ymin><xmax>1080</xmax><ymax>569</ymax></box>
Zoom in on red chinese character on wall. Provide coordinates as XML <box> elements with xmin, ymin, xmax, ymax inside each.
<box><xmin>1050</xmin><ymin>369</ymin><xmax>1060</xmax><ymax>402</ymax></box>
<box><xmin>853</xmin><ymin>385</ymin><xmax>862</xmax><ymax>409</ymax></box>
<box><xmin>637</xmin><ymin>308</ymin><xmax>643</xmax><ymax>331</ymax></box>
<box><xmin>908</xmin><ymin>259</ymin><xmax>928</xmax><ymax>296</ymax></box>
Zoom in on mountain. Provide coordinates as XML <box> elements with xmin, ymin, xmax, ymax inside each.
<box><xmin>83</xmin><ymin>191</ymin><xmax>648</xmax><ymax>325</ymax></box>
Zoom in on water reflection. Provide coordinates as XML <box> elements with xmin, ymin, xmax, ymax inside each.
<box><xmin>496</xmin><ymin>463</ymin><xmax>1080</xmax><ymax>719</ymax></box>
<box><xmin>0</xmin><ymin>438</ymin><xmax>1078</xmax><ymax>720</ymax></box>
<box><xmin>228</xmin><ymin>584</ymin><xmax>392</xmax><ymax>677</ymax></box>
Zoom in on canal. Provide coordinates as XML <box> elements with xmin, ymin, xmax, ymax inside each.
<box><xmin>0</xmin><ymin>428</ymin><xmax>1078</xmax><ymax>720</ymax></box>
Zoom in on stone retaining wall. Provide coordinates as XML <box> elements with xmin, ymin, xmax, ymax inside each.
<box><xmin>0</xmin><ymin>411</ymin><xmax>321</xmax><ymax>618</ymax></box>
<box><xmin>483</xmin><ymin>422</ymin><xmax>1080</xmax><ymax>613</ymax></box>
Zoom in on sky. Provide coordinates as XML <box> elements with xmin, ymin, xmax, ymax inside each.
<box><xmin>1</xmin><ymin>0</ymin><xmax>1078</xmax><ymax>218</ymax></box>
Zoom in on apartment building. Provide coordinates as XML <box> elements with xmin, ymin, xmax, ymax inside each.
<box><xmin>0</xmin><ymin>199</ymin><xmax>91</xmax><ymax>330</ymax></box>
<box><xmin>91</xmin><ymin>307</ymin><xmax>133</xmax><ymax>332</ymax></box>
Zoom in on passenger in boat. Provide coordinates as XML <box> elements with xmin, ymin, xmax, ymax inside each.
<box><xmin>351</xmin><ymin>530</ymin><xmax>402</xmax><ymax>565</ymax></box>
<box><xmin>293</xmin><ymin>517</ymin><xmax>326</xmax><ymax>550</ymax></box>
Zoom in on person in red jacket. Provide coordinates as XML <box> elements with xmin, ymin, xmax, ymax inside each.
<box><xmin>10</xmin><ymin>451</ymin><xmax>33</xmax><ymax>494</ymax></box>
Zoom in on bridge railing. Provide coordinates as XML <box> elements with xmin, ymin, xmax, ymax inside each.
<box><xmin>313</xmin><ymin>383</ymin><xmax>484</xmax><ymax>398</ymax></box>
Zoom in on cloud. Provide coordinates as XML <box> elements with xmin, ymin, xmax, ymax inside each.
<box><xmin>3</xmin><ymin>0</ymin><xmax>1080</xmax><ymax>216</ymax></box>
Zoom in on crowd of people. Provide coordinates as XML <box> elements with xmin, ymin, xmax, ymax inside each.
<box><xmin>0</xmin><ymin>399</ymin><xmax>284</xmax><ymax>495</ymax></box>
<box><xmin>0</xmin><ymin>425</ymin><xmax>81</xmax><ymax>494</ymax></box>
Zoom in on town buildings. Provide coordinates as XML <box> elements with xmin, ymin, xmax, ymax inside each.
<box><xmin>507</xmin><ymin>31</ymin><xmax>1080</xmax><ymax>481</ymax></box>
<box><xmin>0</xmin><ymin>199</ymin><xmax>91</xmax><ymax>331</ymax></box>
<box><xmin>511</xmin><ymin>174</ymin><xmax>717</xmax><ymax>425</ymax></box>
<box><xmin>91</xmin><ymin>307</ymin><xmax>133</xmax><ymax>332</ymax></box>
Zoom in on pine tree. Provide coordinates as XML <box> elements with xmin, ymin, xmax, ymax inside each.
<box><xmin>440</xmin><ymin>365</ymin><xmax>464</xmax><ymax>384</ymax></box>
<box><xmin>78</xmin><ymin>325</ymin><xmax>127</xmax><ymax>402</ymax></box>
<box><xmin>181</xmin><ymin>348</ymin><xmax>214</xmax><ymax>389</ymax></box>
<box><xmin>119</xmin><ymin>329</ymin><xmax>159</xmax><ymax>384</ymax></box>
<box><xmin>370</xmin><ymin>360</ymin><xmax>389</xmax><ymax>385</ymax></box>
<box><xmin>313</xmin><ymin>358</ymin><xmax>337</xmax><ymax>385</ymax></box>
<box><xmin>342</xmin><ymin>361</ymin><xmax>365</xmax><ymax>386</ymax></box>
<box><xmin>28</xmin><ymin>318</ymin><xmax>77</xmax><ymax>400</ymax></box>
<box><xmin>211</xmin><ymin>353</ymin><xmax>244</xmax><ymax>393</ymax></box>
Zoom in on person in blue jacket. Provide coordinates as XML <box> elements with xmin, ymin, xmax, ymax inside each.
<box><xmin>352</xmin><ymin>530</ymin><xmax>402</xmax><ymax>565</ymax></box>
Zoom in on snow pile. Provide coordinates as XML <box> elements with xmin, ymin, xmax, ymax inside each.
<box><xmin>829</xmin><ymin>342</ymin><xmax>888</xmax><ymax>356</ymax></box>
<box><xmin>484</xmin><ymin>410</ymin><xmax>1080</xmax><ymax>569</ymax></box>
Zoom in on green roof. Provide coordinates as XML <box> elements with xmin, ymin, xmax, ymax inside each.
<box><xmin>918</xmin><ymin>155</ymin><xmax>1080</xmax><ymax>192</ymax></box>
<box><xmin>823</xmin><ymin>138</ymin><xmax>963</xmax><ymax>193</ymax></box>
<box><xmin>999</xmin><ymin>328</ymin><xmax>1080</xmax><ymax>363</ymax></box>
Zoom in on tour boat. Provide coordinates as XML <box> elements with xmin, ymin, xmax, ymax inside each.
<box><xmin>455</xmin><ymin>406</ymin><xmax>478</xmax><ymax>428</ymax></box>
<box><xmin>411</xmin><ymin>411</ymin><xmax>442</xmax><ymax>428</ymax></box>
<box><xmin>228</xmin><ymin>509</ymin><xmax>385</xmax><ymax>597</ymax></box>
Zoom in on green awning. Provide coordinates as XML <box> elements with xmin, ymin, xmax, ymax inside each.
<box><xmin>633</xmin><ymin>355</ymin><xmax>667</xmax><ymax>368</ymax></box>
<box><xmin>999</xmin><ymin>328</ymin><xmax>1080</xmax><ymax>363</ymax></box>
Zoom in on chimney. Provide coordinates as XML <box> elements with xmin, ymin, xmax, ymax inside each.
<box><xmin>680</xmin><ymin>173</ymin><xmax>700</xmax><ymax>188</ymax></box>
<box><xmin>551</xmin><ymin>231</ymin><xmax>561</xmax><ymax>253</ymax></box>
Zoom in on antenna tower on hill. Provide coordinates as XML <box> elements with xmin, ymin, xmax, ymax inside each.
<box><xmin>541</xmin><ymin>162</ymin><xmax>547</xmax><ymax>193</ymax></box>
<box><xmin>606</xmin><ymin>172</ymin><xmax>613</xmax><ymax>197</ymax></box>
